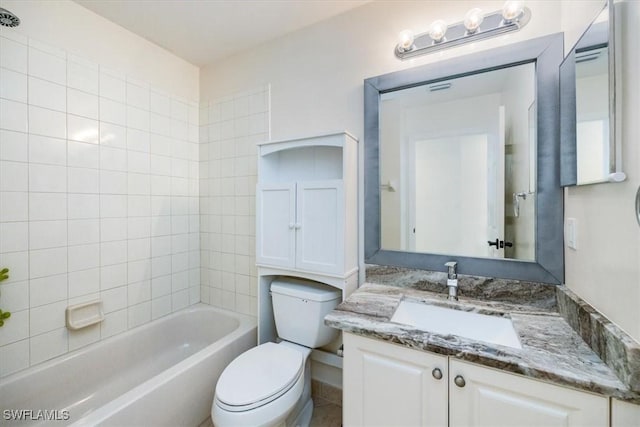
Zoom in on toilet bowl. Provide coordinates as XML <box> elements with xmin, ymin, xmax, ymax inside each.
<box><xmin>211</xmin><ymin>278</ymin><xmax>341</xmax><ymax>427</ymax></box>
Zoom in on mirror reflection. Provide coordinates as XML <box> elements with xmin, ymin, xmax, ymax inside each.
<box><xmin>574</xmin><ymin>7</ymin><xmax>611</xmax><ymax>184</ymax></box>
<box><xmin>379</xmin><ymin>62</ymin><xmax>536</xmax><ymax>261</ymax></box>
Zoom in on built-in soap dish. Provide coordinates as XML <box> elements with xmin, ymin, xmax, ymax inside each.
<box><xmin>66</xmin><ymin>299</ymin><xmax>104</xmax><ymax>330</ymax></box>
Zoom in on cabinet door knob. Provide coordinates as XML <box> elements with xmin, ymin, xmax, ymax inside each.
<box><xmin>454</xmin><ymin>375</ymin><xmax>466</xmax><ymax>388</ymax></box>
<box><xmin>289</xmin><ymin>223</ymin><xmax>295</xmax><ymax>229</ymax></box>
<box><xmin>294</xmin><ymin>223</ymin><xmax>302</xmax><ymax>229</ymax></box>
<box><xmin>432</xmin><ymin>368</ymin><xmax>443</xmax><ymax>380</ymax></box>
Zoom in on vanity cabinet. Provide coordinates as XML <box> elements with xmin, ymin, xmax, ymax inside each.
<box><xmin>256</xmin><ymin>132</ymin><xmax>358</xmax><ymax>277</ymax></box>
<box><xmin>343</xmin><ymin>333</ymin><xmax>610</xmax><ymax>427</ymax></box>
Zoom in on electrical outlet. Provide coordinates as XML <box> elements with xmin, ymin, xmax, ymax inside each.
<box><xmin>566</xmin><ymin>218</ymin><xmax>577</xmax><ymax>250</ymax></box>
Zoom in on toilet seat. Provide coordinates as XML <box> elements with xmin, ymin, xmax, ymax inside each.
<box><xmin>215</xmin><ymin>342</ymin><xmax>304</xmax><ymax>412</ymax></box>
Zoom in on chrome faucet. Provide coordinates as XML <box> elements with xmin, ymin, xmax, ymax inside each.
<box><xmin>445</xmin><ymin>261</ymin><xmax>458</xmax><ymax>301</ymax></box>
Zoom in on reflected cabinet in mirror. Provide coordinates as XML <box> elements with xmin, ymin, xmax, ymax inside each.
<box><xmin>364</xmin><ymin>34</ymin><xmax>564</xmax><ymax>284</ymax></box>
<box><xmin>560</xmin><ymin>0</ymin><xmax>625</xmax><ymax>186</ymax></box>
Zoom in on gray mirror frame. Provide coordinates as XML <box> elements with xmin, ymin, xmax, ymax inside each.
<box><xmin>560</xmin><ymin>0</ymin><xmax>617</xmax><ymax>186</ymax></box>
<box><xmin>364</xmin><ymin>33</ymin><xmax>564</xmax><ymax>284</ymax></box>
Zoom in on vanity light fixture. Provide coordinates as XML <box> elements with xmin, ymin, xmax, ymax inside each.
<box><xmin>395</xmin><ymin>1</ymin><xmax>531</xmax><ymax>60</ymax></box>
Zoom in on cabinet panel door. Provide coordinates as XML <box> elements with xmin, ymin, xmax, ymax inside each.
<box><xmin>344</xmin><ymin>333</ymin><xmax>448</xmax><ymax>427</ymax></box>
<box><xmin>295</xmin><ymin>180</ymin><xmax>344</xmax><ymax>274</ymax></box>
<box><xmin>450</xmin><ymin>360</ymin><xmax>609</xmax><ymax>427</ymax></box>
<box><xmin>256</xmin><ymin>183</ymin><xmax>296</xmax><ymax>269</ymax></box>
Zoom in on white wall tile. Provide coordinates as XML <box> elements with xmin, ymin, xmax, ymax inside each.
<box><xmin>0</xmin><ymin>339</ymin><xmax>29</xmax><ymax>377</ymax></box>
<box><xmin>0</xmin><ymin>310</ymin><xmax>28</xmax><ymax>346</ymax></box>
<box><xmin>127</xmin><ymin>129</ymin><xmax>150</xmax><ymax>153</ymax></box>
<box><xmin>100</xmin><ymin>218</ymin><xmax>128</xmax><ymax>241</ymax></box>
<box><xmin>68</xmin><ymin>219</ymin><xmax>99</xmax><ymax>245</ymax></box>
<box><xmin>68</xmin><ymin>167</ymin><xmax>99</xmax><ymax>194</ymax></box>
<box><xmin>151</xmin><ymin>255</ymin><xmax>172</xmax><ymax>278</ymax></box>
<box><xmin>128</xmin><ymin>151</ymin><xmax>149</xmax><ymax>174</ymax></box>
<box><xmin>126</xmin><ymin>106</ymin><xmax>149</xmax><ymax>131</ymax></box>
<box><xmin>30</xmin><ymin>247</ymin><xmax>67</xmax><ymax>278</ymax></box>
<box><xmin>0</xmin><ymin>251</ymin><xmax>29</xmax><ymax>284</ymax></box>
<box><xmin>68</xmin><ymin>140</ymin><xmax>99</xmax><ymax>168</ymax></box>
<box><xmin>29</xmin><ymin>163</ymin><xmax>66</xmax><ymax>192</ymax></box>
<box><xmin>68</xmin><ymin>194</ymin><xmax>99</xmax><ymax>219</ymax></box>
<box><xmin>68</xmin><ymin>89</ymin><xmax>99</xmax><ymax>119</ymax></box>
<box><xmin>101</xmin><ymin>286</ymin><xmax>127</xmax><ymax>313</ymax></box>
<box><xmin>29</xmin><ymin>273</ymin><xmax>67</xmax><ymax>307</ymax></box>
<box><xmin>0</xmin><ymin>130</ymin><xmax>27</xmax><ymax>162</ymax></box>
<box><xmin>100</xmin><ymin>170</ymin><xmax>127</xmax><ymax>194</ymax></box>
<box><xmin>100</xmin><ymin>309</ymin><xmax>127</xmax><ymax>338</ymax></box>
<box><xmin>68</xmin><ymin>323</ymin><xmax>100</xmax><ymax>352</ymax></box>
<box><xmin>99</xmin><ymin>98</ymin><xmax>126</xmax><ymax>125</ymax></box>
<box><xmin>29</xmin><ymin>220</ymin><xmax>67</xmax><ymax>249</ymax></box>
<box><xmin>28</xmin><ymin>105</ymin><xmax>65</xmax><ymax>138</ymax></box>
<box><xmin>128</xmin><ymin>238</ymin><xmax>151</xmax><ymax>261</ymax></box>
<box><xmin>0</xmin><ymin>281</ymin><xmax>29</xmax><ymax>312</ymax></box>
<box><xmin>126</xmin><ymin>82</ymin><xmax>149</xmax><ymax>110</ymax></box>
<box><xmin>0</xmin><ymin>221</ymin><xmax>28</xmax><ymax>253</ymax></box>
<box><xmin>68</xmin><ymin>268</ymin><xmax>99</xmax><ymax>298</ymax></box>
<box><xmin>28</xmin><ymin>77</ymin><xmax>66</xmax><ymax>112</ymax></box>
<box><xmin>0</xmin><ymin>191</ymin><xmax>28</xmax><ymax>221</ymax></box>
<box><xmin>128</xmin><ymin>301</ymin><xmax>151</xmax><ymax>328</ymax></box>
<box><xmin>68</xmin><ymin>243</ymin><xmax>99</xmax><ymax>272</ymax></box>
<box><xmin>30</xmin><ymin>328</ymin><xmax>67</xmax><ymax>365</ymax></box>
<box><xmin>99</xmin><ymin>72</ymin><xmax>125</xmax><ymax>102</ymax></box>
<box><xmin>128</xmin><ymin>259</ymin><xmax>151</xmax><ymax>283</ymax></box>
<box><xmin>29</xmin><ymin>134</ymin><xmax>66</xmax><ymax>166</ymax></box>
<box><xmin>99</xmin><ymin>194</ymin><xmax>127</xmax><ymax>218</ymax></box>
<box><xmin>100</xmin><ymin>146</ymin><xmax>127</xmax><ymax>171</ymax></box>
<box><xmin>128</xmin><ymin>173</ymin><xmax>150</xmax><ymax>195</ymax></box>
<box><xmin>127</xmin><ymin>217</ymin><xmax>151</xmax><ymax>239</ymax></box>
<box><xmin>101</xmin><ymin>240</ymin><xmax>127</xmax><ymax>266</ymax></box>
<box><xmin>127</xmin><ymin>195</ymin><xmax>150</xmax><ymax>217</ymax></box>
<box><xmin>100</xmin><ymin>122</ymin><xmax>126</xmax><ymax>148</ymax></box>
<box><xmin>100</xmin><ymin>263</ymin><xmax>127</xmax><ymax>290</ymax></box>
<box><xmin>151</xmin><ymin>295</ymin><xmax>171</xmax><ymax>319</ymax></box>
<box><xmin>29</xmin><ymin>193</ymin><xmax>66</xmax><ymax>220</ymax></box>
<box><xmin>0</xmin><ymin>68</ymin><xmax>27</xmax><ymax>103</ymax></box>
<box><xmin>28</xmin><ymin>47</ymin><xmax>66</xmax><ymax>85</ymax></box>
<box><xmin>68</xmin><ymin>115</ymin><xmax>99</xmax><ymax>144</ymax></box>
<box><xmin>68</xmin><ymin>59</ymin><xmax>99</xmax><ymax>95</ymax></box>
<box><xmin>1</xmin><ymin>99</ymin><xmax>28</xmax><ymax>133</ymax></box>
<box><xmin>0</xmin><ymin>161</ymin><xmax>28</xmax><ymax>191</ymax></box>
<box><xmin>0</xmin><ymin>37</ymin><xmax>28</xmax><ymax>73</ymax></box>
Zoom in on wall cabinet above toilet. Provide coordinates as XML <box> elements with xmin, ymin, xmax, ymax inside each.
<box><xmin>256</xmin><ymin>132</ymin><xmax>358</xmax><ymax>279</ymax></box>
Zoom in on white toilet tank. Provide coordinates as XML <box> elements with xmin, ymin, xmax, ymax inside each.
<box><xmin>270</xmin><ymin>278</ymin><xmax>342</xmax><ymax>348</ymax></box>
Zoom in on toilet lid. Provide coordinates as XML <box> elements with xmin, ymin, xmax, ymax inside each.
<box><xmin>216</xmin><ymin>342</ymin><xmax>304</xmax><ymax>408</ymax></box>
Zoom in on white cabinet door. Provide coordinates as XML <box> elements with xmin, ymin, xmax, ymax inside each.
<box><xmin>295</xmin><ymin>180</ymin><xmax>344</xmax><ymax>275</ymax></box>
<box><xmin>256</xmin><ymin>183</ymin><xmax>296</xmax><ymax>269</ymax></box>
<box><xmin>343</xmin><ymin>333</ymin><xmax>448</xmax><ymax>427</ymax></box>
<box><xmin>449</xmin><ymin>360</ymin><xmax>609</xmax><ymax>427</ymax></box>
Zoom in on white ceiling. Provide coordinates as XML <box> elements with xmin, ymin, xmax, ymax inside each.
<box><xmin>74</xmin><ymin>0</ymin><xmax>370</xmax><ymax>66</ymax></box>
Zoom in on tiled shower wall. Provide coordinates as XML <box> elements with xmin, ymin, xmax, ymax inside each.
<box><xmin>199</xmin><ymin>87</ymin><xmax>269</xmax><ymax>317</ymax></box>
<box><xmin>0</xmin><ymin>31</ymin><xmax>200</xmax><ymax>377</ymax></box>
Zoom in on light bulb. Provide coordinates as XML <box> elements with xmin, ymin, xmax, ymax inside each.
<box><xmin>428</xmin><ymin>20</ymin><xmax>447</xmax><ymax>43</ymax></box>
<box><xmin>502</xmin><ymin>1</ymin><xmax>524</xmax><ymax>22</ymax></box>
<box><xmin>464</xmin><ymin>8</ymin><xmax>484</xmax><ymax>33</ymax></box>
<box><xmin>397</xmin><ymin>29</ymin><xmax>415</xmax><ymax>52</ymax></box>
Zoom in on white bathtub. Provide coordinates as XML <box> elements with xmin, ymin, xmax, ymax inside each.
<box><xmin>0</xmin><ymin>304</ymin><xmax>256</xmax><ymax>426</ymax></box>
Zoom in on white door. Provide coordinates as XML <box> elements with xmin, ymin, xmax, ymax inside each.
<box><xmin>450</xmin><ymin>360</ymin><xmax>609</xmax><ymax>427</ymax></box>
<box><xmin>295</xmin><ymin>180</ymin><xmax>343</xmax><ymax>275</ymax></box>
<box><xmin>343</xmin><ymin>333</ymin><xmax>448</xmax><ymax>427</ymax></box>
<box><xmin>256</xmin><ymin>183</ymin><xmax>296</xmax><ymax>269</ymax></box>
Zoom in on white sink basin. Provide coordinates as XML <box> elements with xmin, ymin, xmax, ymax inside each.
<box><xmin>390</xmin><ymin>300</ymin><xmax>522</xmax><ymax>349</ymax></box>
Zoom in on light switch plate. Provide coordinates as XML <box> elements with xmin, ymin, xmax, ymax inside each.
<box><xmin>566</xmin><ymin>218</ymin><xmax>577</xmax><ymax>250</ymax></box>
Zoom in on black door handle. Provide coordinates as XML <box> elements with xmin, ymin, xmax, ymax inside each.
<box><xmin>487</xmin><ymin>239</ymin><xmax>499</xmax><ymax>247</ymax></box>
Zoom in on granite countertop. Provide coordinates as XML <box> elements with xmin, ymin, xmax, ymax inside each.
<box><xmin>325</xmin><ymin>281</ymin><xmax>640</xmax><ymax>403</ymax></box>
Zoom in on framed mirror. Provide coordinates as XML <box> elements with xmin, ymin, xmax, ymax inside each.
<box><xmin>364</xmin><ymin>33</ymin><xmax>564</xmax><ymax>284</ymax></box>
<box><xmin>560</xmin><ymin>0</ymin><xmax>625</xmax><ymax>186</ymax></box>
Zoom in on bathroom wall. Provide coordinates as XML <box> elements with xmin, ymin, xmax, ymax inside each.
<box><xmin>563</xmin><ymin>0</ymin><xmax>640</xmax><ymax>342</ymax></box>
<box><xmin>200</xmin><ymin>0</ymin><xmax>640</xmax><ymax>344</ymax></box>
<box><xmin>0</xmin><ymin>0</ymin><xmax>200</xmax><ymax>377</ymax></box>
<box><xmin>198</xmin><ymin>87</ymin><xmax>270</xmax><ymax>315</ymax></box>
<box><xmin>200</xmin><ymin>0</ymin><xmax>563</xmax><ymax>311</ymax></box>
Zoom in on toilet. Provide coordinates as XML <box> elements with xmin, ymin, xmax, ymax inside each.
<box><xmin>211</xmin><ymin>278</ymin><xmax>342</xmax><ymax>427</ymax></box>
